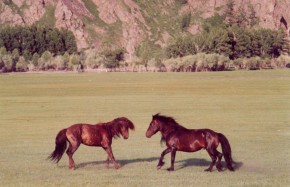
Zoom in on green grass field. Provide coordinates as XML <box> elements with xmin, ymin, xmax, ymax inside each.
<box><xmin>0</xmin><ymin>70</ymin><xmax>290</xmax><ymax>186</ymax></box>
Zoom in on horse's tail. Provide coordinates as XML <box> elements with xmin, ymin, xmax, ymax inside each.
<box><xmin>48</xmin><ymin>128</ymin><xmax>67</xmax><ymax>163</ymax></box>
<box><xmin>218</xmin><ymin>133</ymin><xmax>234</xmax><ymax>171</ymax></box>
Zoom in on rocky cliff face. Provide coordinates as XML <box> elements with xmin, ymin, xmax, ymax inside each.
<box><xmin>92</xmin><ymin>0</ymin><xmax>149</xmax><ymax>60</ymax></box>
<box><xmin>1</xmin><ymin>0</ymin><xmax>289</xmax><ymax>60</ymax></box>
<box><xmin>183</xmin><ymin>0</ymin><xmax>290</xmax><ymax>33</ymax></box>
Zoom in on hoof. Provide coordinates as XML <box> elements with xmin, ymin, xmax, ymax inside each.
<box><xmin>216</xmin><ymin>165</ymin><xmax>223</xmax><ymax>172</ymax></box>
<box><xmin>227</xmin><ymin>165</ymin><xmax>235</xmax><ymax>171</ymax></box>
<box><xmin>228</xmin><ymin>168</ymin><xmax>235</xmax><ymax>172</ymax></box>
<box><xmin>105</xmin><ymin>161</ymin><xmax>109</xmax><ymax>168</ymax></box>
<box><xmin>157</xmin><ymin>161</ymin><xmax>165</xmax><ymax>170</ymax></box>
<box><xmin>204</xmin><ymin>168</ymin><xmax>212</xmax><ymax>172</ymax></box>
<box><xmin>167</xmin><ymin>168</ymin><xmax>174</xmax><ymax>171</ymax></box>
<box><xmin>114</xmin><ymin>164</ymin><xmax>121</xmax><ymax>169</ymax></box>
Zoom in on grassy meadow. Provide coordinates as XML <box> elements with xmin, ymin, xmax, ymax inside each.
<box><xmin>0</xmin><ymin>70</ymin><xmax>289</xmax><ymax>186</ymax></box>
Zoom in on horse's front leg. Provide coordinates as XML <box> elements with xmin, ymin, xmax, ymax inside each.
<box><xmin>105</xmin><ymin>155</ymin><xmax>110</xmax><ymax>168</ymax></box>
<box><xmin>167</xmin><ymin>148</ymin><xmax>177</xmax><ymax>171</ymax></box>
<box><xmin>157</xmin><ymin>147</ymin><xmax>171</xmax><ymax>169</ymax></box>
<box><xmin>103</xmin><ymin>146</ymin><xmax>120</xmax><ymax>169</ymax></box>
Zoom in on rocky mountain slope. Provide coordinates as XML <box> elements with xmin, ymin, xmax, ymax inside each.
<box><xmin>1</xmin><ymin>0</ymin><xmax>290</xmax><ymax>61</ymax></box>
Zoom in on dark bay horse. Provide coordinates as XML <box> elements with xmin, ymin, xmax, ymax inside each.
<box><xmin>146</xmin><ymin>114</ymin><xmax>234</xmax><ymax>172</ymax></box>
<box><xmin>48</xmin><ymin>117</ymin><xmax>135</xmax><ymax>170</ymax></box>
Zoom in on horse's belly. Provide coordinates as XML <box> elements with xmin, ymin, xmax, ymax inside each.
<box><xmin>81</xmin><ymin>134</ymin><xmax>102</xmax><ymax>146</ymax></box>
<box><xmin>175</xmin><ymin>137</ymin><xmax>205</xmax><ymax>152</ymax></box>
<box><xmin>82</xmin><ymin>140</ymin><xmax>101</xmax><ymax>146</ymax></box>
<box><xmin>178</xmin><ymin>143</ymin><xmax>203</xmax><ymax>152</ymax></box>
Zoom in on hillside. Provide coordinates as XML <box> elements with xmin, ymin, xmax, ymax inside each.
<box><xmin>1</xmin><ymin>0</ymin><xmax>290</xmax><ymax>61</ymax></box>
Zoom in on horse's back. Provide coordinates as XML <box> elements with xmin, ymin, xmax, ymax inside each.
<box><xmin>66</xmin><ymin>123</ymin><xmax>83</xmax><ymax>136</ymax></box>
<box><xmin>81</xmin><ymin>124</ymin><xmax>104</xmax><ymax>146</ymax></box>
<box><xmin>65</xmin><ymin>124</ymin><xmax>104</xmax><ymax>146</ymax></box>
<box><xmin>175</xmin><ymin>128</ymin><xmax>214</xmax><ymax>138</ymax></box>
<box><xmin>67</xmin><ymin>123</ymin><xmax>102</xmax><ymax>133</ymax></box>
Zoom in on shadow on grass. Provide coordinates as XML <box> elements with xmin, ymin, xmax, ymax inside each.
<box><xmin>58</xmin><ymin>157</ymin><xmax>243</xmax><ymax>171</ymax></box>
<box><xmin>75</xmin><ymin>157</ymin><xmax>159</xmax><ymax>169</ymax></box>
<box><xmin>174</xmin><ymin>158</ymin><xmax>243</xmax><ymax>171</ymax></box>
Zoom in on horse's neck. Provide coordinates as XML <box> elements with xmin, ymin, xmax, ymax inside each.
<box><xmin>160</xmin><ymin>123</ymin><xmax>179</xmax><ymax>139</ymax></box>
<box><xmin>104</xmin><ymin>122</ymin><xmax>116</xmax><ymax>136</ymax></box>
<box><xmin>107</xmin><ymin>121</ymin><xmax>124</xmax><ymax>139</ymax></box>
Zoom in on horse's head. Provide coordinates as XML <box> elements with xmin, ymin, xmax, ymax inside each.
<box><xmin>114</xmin><ymin>117</ymin><xmax>135</xmax><ymax>139</ymax></box>
<box><xmin>146</xmin><ymin>114</ymin><xmax>161</xmax><ymax>138</ymax></box>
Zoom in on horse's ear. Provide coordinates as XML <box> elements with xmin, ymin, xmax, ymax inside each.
<box><xmin>153</xmin><ymin>113</ymin><xmax>160</xmax><ymax>118</ymax></box>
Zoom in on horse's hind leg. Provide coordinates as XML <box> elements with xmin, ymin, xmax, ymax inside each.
<box><xmin>104</xmin><ymin>155</ymin><xmax>110</xmax><ymax>168</ymax></box>
<box><xmin>205</xmin><ymin>148</ymin><xmax>217</xmax><ymax>172</ymax></box>
<box><xmin>215</xmin><ymin>150</ymin><xmax>223</xmax><ymax>172</ymax></box>
<box><xmin>66</xmin><ymin>137</ymin><xmax>80</xmax><ymax>170</ymax></box>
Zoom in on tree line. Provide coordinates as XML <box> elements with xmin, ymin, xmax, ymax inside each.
<box><xmin>0</xmin><ymin>25</ymin><xmax>77</xmax><ymax>59</ymax></box>
<box><xmin>0</xmin><ymin>25</ymin><xmax>78</xmax><ymax>72</ymax></box>
<box><xmin>0</xmin><ymin>46</ymin><xmax>127</xmax><ymax>72</ymax></box>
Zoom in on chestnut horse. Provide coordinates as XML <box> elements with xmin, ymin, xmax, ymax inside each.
<box><xmin>48</xmin><ymin>117</ymin><xmax>135</xmax><ymax>170</ymax></box>
<box><xmin>146</xmin><ymin>114</ymin><xmax>234</xmax><ymax>172</ymax></box>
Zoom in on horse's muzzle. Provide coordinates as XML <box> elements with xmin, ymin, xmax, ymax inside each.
<box><xmin>145</xmin><ymin>131</ymin><xmax>152</xmax><ymax>138</ymax></box>
<box><xmin>123</xmin><ymin>135</ymin><xmax>129</xmax><ymax>139</ymax></box>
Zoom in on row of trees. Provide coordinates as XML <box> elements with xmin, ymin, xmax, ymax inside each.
<box><xmin>1</xmin><ymin>46</ymin><xmax>289</xmax><ymax>73</ymax></box>
<box><xmin>166</xmin><ymin>25</ymin><xmax>288</xmax><ymax>60</ymax></box>
<box><xmin>0</xmin><ymin>25</ymin><xmax>77</xmax><ymax>59</ymax></box>
<box><xmin>162</xmin><ymin>53</ymin><xmax>290</xmax><ymax>72</ymax></box>
<box><xmin>0</xmin><ymin>47</ymin><xmax>79</xmax><ymax>72</ymax></box>
<box><xmin>0</xmin><ymin>47</ymin><xmax>126</xmax><ymax>72</ymax></box>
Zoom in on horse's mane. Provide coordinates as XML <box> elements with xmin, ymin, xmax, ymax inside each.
<box><xmin>105</xmin><ymin>117</ymin><xmax>135</xmax><ymax>138</ymax></box>
<box><xmin>153</xmin><ymin>113</ymin><xmax>186</xmax><ymax>130</ymax></box>
<box><xmin>153</xmin><ymin>113</ymin><xmax>186</xmax><ymax>144</ymax></box>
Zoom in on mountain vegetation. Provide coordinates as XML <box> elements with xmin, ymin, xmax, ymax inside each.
<box><xmin>0</xmin><ymin>0</ymin><xmax>290</xmax><ymax>72</ymax></box>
